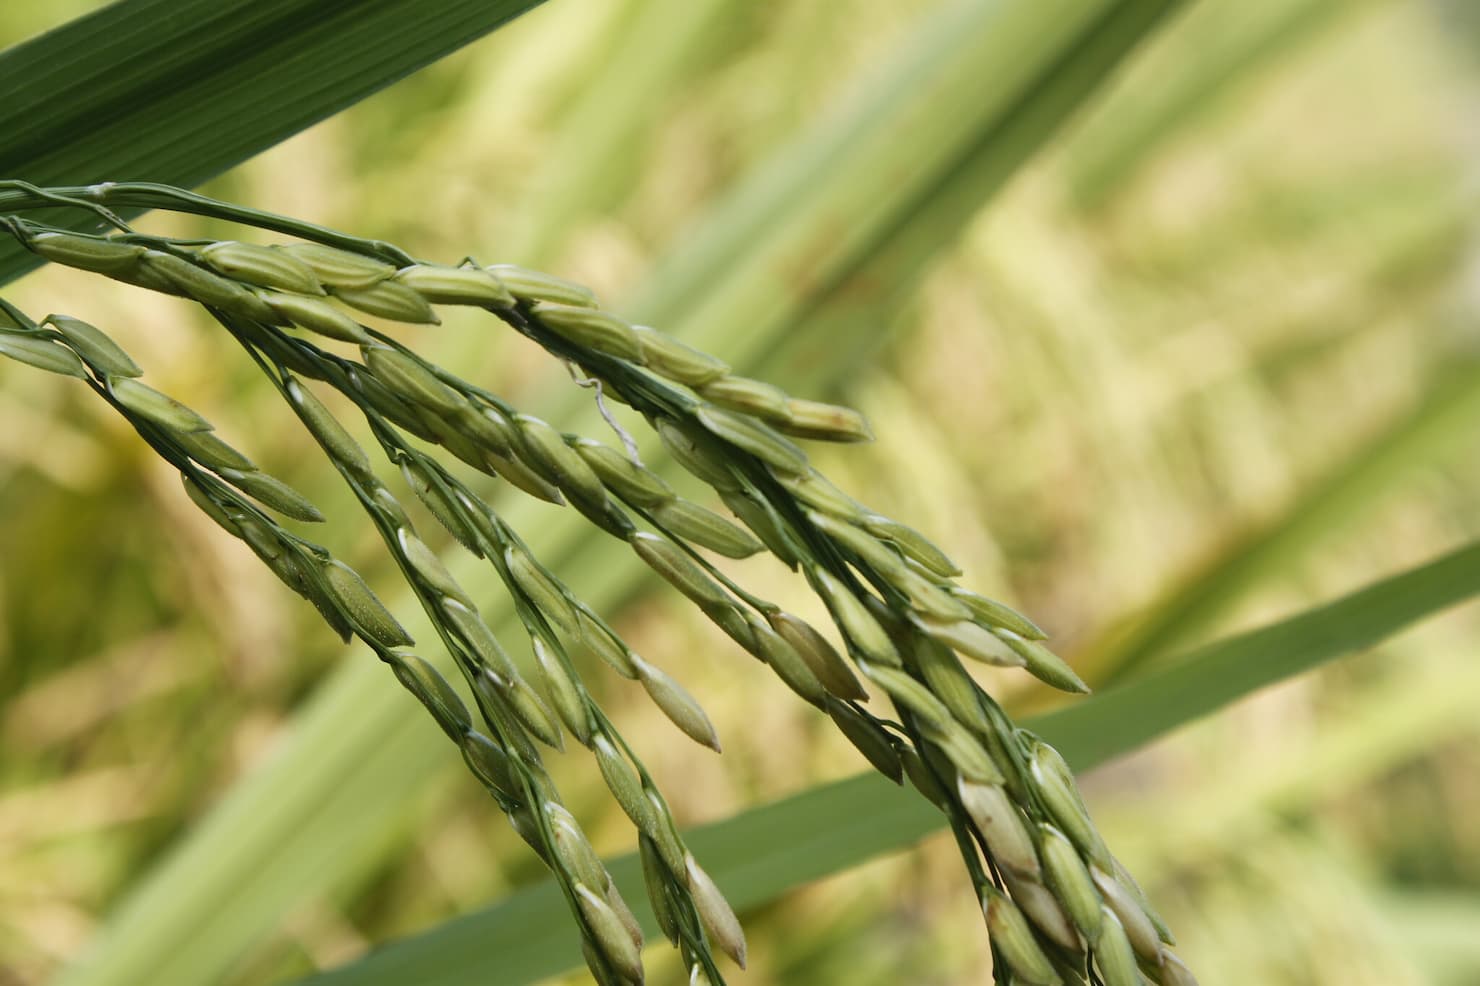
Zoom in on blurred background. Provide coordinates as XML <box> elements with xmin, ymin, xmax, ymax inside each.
<box><xmin>3</xmin><ymin>0</ymin><xmax>1480</xmax><ymax>983</ymax></box>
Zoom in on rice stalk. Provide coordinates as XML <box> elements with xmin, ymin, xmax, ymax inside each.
<box><xmin>0</xmin><ymin>180</ymin><xmax>1198</xmax><ymax>985</ymax></box>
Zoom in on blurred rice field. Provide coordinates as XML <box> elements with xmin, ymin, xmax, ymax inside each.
<box><xmin>4</xmin><ymin>1</ymin><xmax>1480</xmax><ymax>984</ymax></box>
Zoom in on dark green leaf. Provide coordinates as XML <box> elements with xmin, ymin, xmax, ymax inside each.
<box><xmin>0</xmin><ymin>0</ymin><xmax>546</xmax><ymax>285</ymax></box>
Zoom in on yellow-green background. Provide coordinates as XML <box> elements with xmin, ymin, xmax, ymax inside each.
<box><xmin>3</xmin><ymin>1</ymin><xmax>1479</xmax><ymax>984</ymax></box>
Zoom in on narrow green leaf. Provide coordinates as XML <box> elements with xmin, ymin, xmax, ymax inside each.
<box><xmin>295</xmin><ymin>537</ymin><xmax>1480</xmax><ymax>985</ymax></box>
<box><xmin>1066</xmin><ymin>0</ymin><xmax>1372</xmax><ymax>210</ymax></box>
<box><xmin>0</xmin><ymin>0</ymin><xmax>547</xmax><ymax>285</ymax></box>
<box><xmin>1032</xmin><ymin>538</ymin><xmax>1480</xmax><ymax>767</ymax></box>
<box><xmin>1092</xmin><ymin>359</ymin><xmax>1480</xmax><ymax>679</ymax></box>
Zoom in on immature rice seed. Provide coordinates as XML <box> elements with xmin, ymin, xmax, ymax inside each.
<box><xmin>913</xmin><ymin>613</ymin><xmax>1024</xmax><ymax>668</ymax></box>
<box><xmin>533</xmin><ymin>636</ymin><xmax>592</xmax><ymax>745</ymax></box>
<box><xmin>958</xmin><ymin>778</ymin><xmax>1040</xmax><ymax>880</ymax></box>
<box><xmin>718</xmin><ymin>489</ymin><xmax>802</xmax><ymax>567</ymax></box>
<box><xmin>745</xmin><ymin>617</ymin><xmax>827</xmax><ymax>707</ymax></box>
<box><xmin>580</xmin><ymin>941</ymin><xmax>622</xmax><ymax>986</ymax></box>
<box><xmin>419</xmin><ymin>418</ymin><xmax>494</xmax><ymax>476</ymax></box>
<box><xmin>218</xmin><ymin>467</ymin><xmax>325</xmax><ymax>523</ymax></box>
<box><xmin>911</xmin><ymin>637</ymin><xmax>991</xmax><ymax>734</ymax></box>
<box><xmin>949</xmin><ymin>588</ymin><xmax>1047</xmax><ymax>640</ymax></box>
<box><xmin>396</xmin><ymin>527</ymin><xmax>471</xmax><ymax>606</ymax></box>
<box><xmin>1092</xmin><ymin>908</ymin><xmax>1141</xmax><ymax>986</ymax></box>
<box><xmin>707</xmin><ymin>603</ymin><xmax>760</xmax><ymax>653</ymax></box>
<box><xmin>393</xmin><ymin>263</ymin><xmax>515</xmax><ymax>307</ymax></box>
<box><xmin>574</xmin><ymin>883</ymin><xmax>645</xmax><ymax>985</ymax></box>
<box><xmin>810</xmin><ymin>567</ymin><xmax>900</xmax><ymax>667</ymax></box>
<box><xmin>302</xmin><ymin>571</ymin><xmax>355</xmax><ymax>641</ymax></box>
<box><xmin>507</xmin><ymin>675</ymin><xmax>565</xmax><ymax>750</ymax></box>
<box><xmin>698</xmin><ymin>375</ymin><xmax>792</xmax><ymax>423</ymax></box>
<box><xmin>478</xmin><ymin>447</ymin><xmax>567</xmax><ymax>505</ymax></box>
<box><xmin>1039</xmin><ymin>824</ymin><xmax>1104</xmax><ymax>943</ymax></box>
<box><xmin>0</xmin><ymin>332</ymin><xmax>88</xmax><ymax>377</ymax></box>
<box><xmin>200</xmin><ymin>240</ymin><xmax>323</xmax><ymax>295</ymax></box>
<box><xmin>1159</xmin><ymin>949</ymin><xmax>1199</xmax><ymax>986</ymax></box>
<box><xmin>1003</xmin><ymin>872</ymin><xmax>1082</xmax><ymax>952</ymax></box>
<box><xmin>694</xmin><ymin>406</ymin><xmax>808</xmax><ymax>474</ymax></box>
<box><xmin>593</xmin><ymin>733</ymin><xmax>656</xmax><ymax>835</ymax></box>
<box><xmin>982</xmin><ymin>887</ymin><xmax>1060</xmax><ymax>986</ymax></box>
<box><xmin>546</xmin><ymin>802</ymin><xmax>607</xmax><ymax>889</ymax></box>
<box><xmin>1090</xmin><ymin>865</ymin><xmax>1160</xmax><ymax>961</ymax></box>
<box><xmin>604</xmin><ymin>881</ymin><xmax>645</xmax><ymax>954</ymax></box>
<box><xmin>767</xmin><ymin>611</ymin><xmax>866</xmax><ymax>701</ymax></box>
<box><xmin>335</xmin><ymin>278</ymin><xmax>439</xmax><ymax>324</ymax></box>
<box><xmin>630</xmin><ymin>532</ymin><xmax>731</xmax><ymax>610</ymax></box>
<box><xmin>459</xmin><ymin>731</ymin><xmax>520</xmax><ymax>802</ymax></box>
<box><xmin>287</xmin><ymin>377</ymin><xmax>373</xmax><ymax>480</ymax></box>
<box><xmin>448</xmin><ymin>491</ymin><xmax>497</xmax><ymax>558</ymax></box>
<box><xmin>777</xmin><ymin>397</ymin><xmax>874</xmax><ymax>443</ymax></box>
<box><xmin>576</xmin><ymin>609</ymin><xmax>639</xmax><ymax>679</ymax></box>
<box><xmin>112</xmin><ymin>258</ymin><xmax>183</xmax><ymax>295</ymax></box>
<box><xmin>642</xmin><ymin>789</ymin><xmax>688</xmax><ymax>875</ymax></box>
<box><xmin>684</xmin><ymin>853</ymin><xmax>747</xmax><ymax>969</ymax></box>
<box><xmin>515</xmin><ymin>415</ymin><xmax>608</xmax><ymax>505</ymax></box>
<box><xmin>996</xmin><ymin>629</ymin><xmax>1089</xmax><ymax>694</ymax></box>
<box><xmin>236</xmin><ymin>514</ymin><xmax>286</xmax><ymax>563</ymax></box>
<box><xmin>140</xmin><ymin>250</ymin><xmax>278</xmax><ymax>322</ymax></box>
<box><xmin>508</xmin><ymin>805</ymin><xmax>549</xmax><ymax>860</ymax></box>
<box><xmin>807</xmin><ymin>511</ymin><xmax>970</xmax><ymax>621</ymax></box>
<box><xmin>258</xmin><ymin>290</ymin><xmax>371</xmax><ymax>343</ymax></box>
<box><xmin>650</xmin><ymin>498</ymin><xmax>763</xmax><ymax>559</ymax></box>
<box><xmin>420</xmin><ymin>411</ymin><xmax>490</xmax><ymax>476</ymax></box>
<box><xmin>934</xmin><ymin>722</ymin><xmax>1005</xmax><ymax>785</ymax></box>
<box><xmin>1028</xmin><ymin>739</ymin><xmax>1113</xmax><ymax>870</ymax></box>
<box><xmin>631</xmin><ymin>325</ymin><xmax>730</xmax><ymax>385</ymax></box>
<box><xmin>776</xmin><ymin>470</ymin><xmax>867</xmax><ymax>523</ymax></box>
<box><xmin>863</xmin><ymin>513</ymin><xmax>960</xmax><ymax>577</ymax></box>
<box><xmin>357</xmin><ymin>373</ymin><xmax>440</xmax><ymax>442</ymax></box>
<box><xmin>110</xmin><ymin>377</ymin><xmax>213</xmax><ymax>433</ymax></box>
<box><xmin>639</xmin><ymin>835</ymin><xmax>681</xmax><ymax>944</ymax></box>
<box><xmin>181</xmin><ymin>475</ymin><xmax>241</xmax><ymax>536</ymax></box>
<box><xmin>861</xmin><ymin>663</ymin><xmax>955</xmax><ymax>734</ymax></box>
<box><xmin>900</xmin><ymin>746</ymin><xmax>949</xmax><ymax>807</ymax></box>
<box><xmin>572</xmin><ymin>440</ymin><xmax>673</xmax><ymax>507</ymax></box>
<box><xmin>276</xmin><ymin>242</ymin><xmax>395</xmax><ymax>289</ymax></box>
<box><xmin>505</xmin><ymin>545</ymin><xmax>578</xmax><ymax>633</ymax></box>
<box><xmin>321</xmin><ymin>558</ymin><xmax>413</xmax><ymax>648</ymax></box>
<box><xmin>486</xmin><ymin>264</ymin><xmax>597</xmax><ymax>308</ymax></box>
<box><xmin>893</xmin><ymin>564</ymin><xmax>976</xmax><ymax>622</ymax></box>
<box><xmin>633</xmin><ymin>655</ymin><xmax>720</xmax><ymax>751</ymax></box>
<box><xmin>172</xmin><ymin>431</ymin><xmax>252</xmax><ymax>472</ymax></box>
<box><xmin>532</xmin><ymin>302</ymin><xmax>644</xmax><ymax>362</ymax></box>
<box><xmin>400</xmin><ymin>460</ymin><xmax>484</xmax><ymax>554</ymax></box>
<box><xmin>453</xmin><ymin>403</ymin><xmax>517</xmax><ymax>455</ymax></box>
<box><xmin>1111</xmin><ymin>854</ymin><xmax>1175</xmax><ymax>945</ymax></box>
<box><xmin>439</xmin><ymin>598</ymin><xmax>519</xmax><ymax>680</ymax></box>
<box><xmin>655</xmin><ymin>419</ymin><xmax>739</xmax><ymax>491</ymax></box>
<box><xmin>825</xmin><ymin>696</ymin><xmax>903</xmax><ymax>783</ymax></box>
<box><xmin>29</xmin><ymin>231</ymin><xmax>146</xmax><ymax>275</ymax></box>
<box><xmin>362</xmin><ymin>345</ymin><xmax>464</xmax><ymax>415</ymax></box>
<box><xmin>389</xmin><ymin>652</ymin><xmax>472</xmax><ymax>740</ymax></box>
<box><xmin>45</xmin><ymin>315</ymin><xmax>141</xmax><ymax>377</ymax></box>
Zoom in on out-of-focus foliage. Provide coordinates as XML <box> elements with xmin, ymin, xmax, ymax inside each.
<box><xmin>2</xmin><ymin>1</ymin><xmax>1479</xmax><ymax>985</ymax></box>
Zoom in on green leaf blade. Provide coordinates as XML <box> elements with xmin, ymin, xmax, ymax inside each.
<box><xmin>0</xmin><ymin>0</ymin><xmax>547</xmax><ymax>285</ymax></box>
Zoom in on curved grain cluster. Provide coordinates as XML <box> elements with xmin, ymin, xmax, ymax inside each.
<box><xmin>1</xmin><ymin>182</ymin><xmax>1195</xmax><ymax>986</ymax></box>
